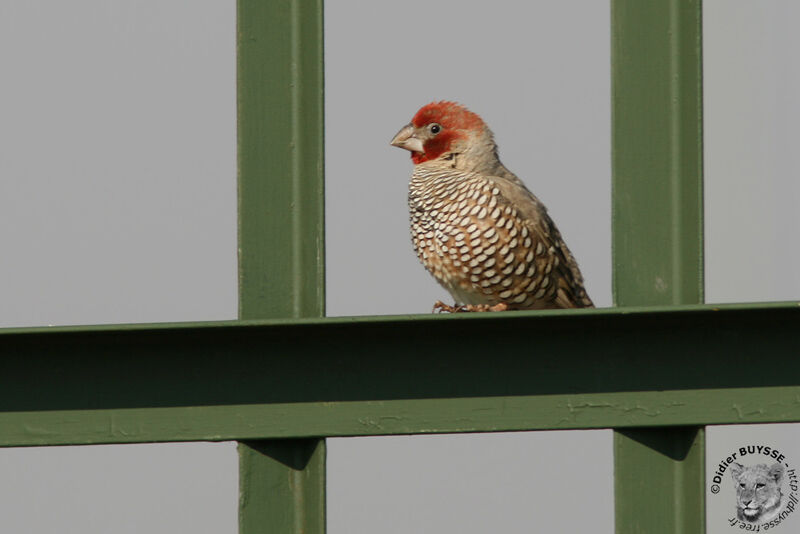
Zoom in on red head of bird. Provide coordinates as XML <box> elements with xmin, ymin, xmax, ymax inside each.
<box><xmin>390</xmin><ymin>101</ymin><xmax>502</xmax><ymax>175</ymax></box>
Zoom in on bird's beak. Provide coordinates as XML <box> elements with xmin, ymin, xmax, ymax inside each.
<box><xmin>390</xmin><ymin>124</ymin><xmax>424</xmax><ymax>153</ymax></box>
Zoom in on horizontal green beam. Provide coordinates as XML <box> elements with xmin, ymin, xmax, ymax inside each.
<box><xmin>0</xmin><ymin>302</ymin><xmax>799</xmax><ymax>446</ymax></box>
<box><xmin>2</xmin><ymin>386</ymin><xmax>800</xmax><ymax>446</ymax></box>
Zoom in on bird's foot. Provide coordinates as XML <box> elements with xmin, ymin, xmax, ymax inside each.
<box><xmin>432</xmin><ymin>301</ymin><xmax>509</xmax><ymax>313</ymax></box>
<box><xmin>432</xmin><ymin>301</ymin><xmax>462</xmax><ymax>313</ymax></box>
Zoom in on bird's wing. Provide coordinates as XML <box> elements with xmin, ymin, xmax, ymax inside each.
<box><xmin>488</xmin><ymin>175</ymin><xmax>594</xmax><ymax>309</ymax></box>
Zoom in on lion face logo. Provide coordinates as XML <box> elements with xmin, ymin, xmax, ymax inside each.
<box><xmin>731</xmin><ymin>462</ymin><xmax>785</xmax><ymax>523</ymax></box>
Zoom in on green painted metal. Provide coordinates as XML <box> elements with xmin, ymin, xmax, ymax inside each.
<box><xmin>239</xmin><ymin>440</ymin><xmax>325</xmax><ymax>534</ymax></box>
<box><xmin>0</xmin><ymin>3</ymin><xmax>788</xmax><ymax>533</ymax></box>
<box><xmin>611</xmin><ymin>0</ymin><xmax>705</xmax><ymax>532</ymax></box>
<box><xmin>612</xmin><ymin>0</ymin><xmax>703</xmax><ymax>307</ymax></box>
<box><xmin>237</xmin><ymin>0</ymin><xmax>325</xmax><ymax>531</ymax></box>
<box><xmin>615</xmin><ymin>428</ymin><xmax>705</xmax><ymax>533</ymax></box>
<box><xmin>237</xmin><ymin>0</ymin><xmax>324</xmax><ymax>320</ymax></box>
<box><xmin>0</xmin><ymin>303</ymin><xmax>799</xmax><ymax>446</ymax></box>
<box><xmin>0</xmin><ymin>386</ymin><xmax>799</xmax><ymax>447</ymax></box>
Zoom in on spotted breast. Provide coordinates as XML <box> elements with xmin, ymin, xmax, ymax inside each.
<box><xmin>408</xmin><ymin>164</ymin><xmax>592</xmax><ymax>310</ymax></box>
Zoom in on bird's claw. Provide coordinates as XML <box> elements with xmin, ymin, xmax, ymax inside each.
<box><xmin>432</xmin><ymin>301</ymin><xmax>461</xmax><ymax>313</ymax></box>
<box><xmin>432</xmin><ymin>301</ymin><xmax>509</xmax><ymax>313</ymax></box>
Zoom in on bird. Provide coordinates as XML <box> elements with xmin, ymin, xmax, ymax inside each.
<box><xmin>390</xmin><ymin>101</ymin><xmax>593</xmax><ymax>312</ymax></box>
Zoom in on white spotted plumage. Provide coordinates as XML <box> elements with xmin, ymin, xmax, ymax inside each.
<box><xmin>392</xmin><ymin>101</ymin><xmax>593</xmax><ymax>310</ymax></box>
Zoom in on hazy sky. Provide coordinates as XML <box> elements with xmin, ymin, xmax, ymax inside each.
<box><xmin>0</xmin><ymin>1</ymin><xmax>798</xmax><ymax>533</ymax></box>
<box><xmin>325</xmin><ymin>1</ymin><xmax>612</xmax><ymax>316</ymax></box>
<box><xmin>704</xmin><ymin>2</ymin><xmax>800</xmax><ymax>303</ymax></box>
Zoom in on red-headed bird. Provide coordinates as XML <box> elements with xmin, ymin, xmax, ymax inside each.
<box><xmin>391</xmin><ymin>101</ymin><xmax>593</xmax><ymax>311</ymax></box>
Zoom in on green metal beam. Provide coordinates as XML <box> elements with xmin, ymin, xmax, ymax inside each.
<box><xmin>611</xmin><ymin>0</ymin><xmax>705</xmax><ymax>532</ymax></box>
<box><xmin>612</xmin><ymin>0</ymin><xmax>704</xmax><ymax>307</ymax></box>
<box><xmin>237</xmin><ymin>0</ymin><xmax>324</xmax><ymax>531</ymax></box>
<box><xmin>615</xmin><ymin>428</ymin><xmax>705</xmax><ymax>533</ymax></box>
<box><xmin>0</xmin><ymin>303</ymin><xmax>798</xmax><ymax>446</ymax></box>
<box><xmin>239</xmin><ymin>440</ymin><xmax>325</xmax><ymax>534</ymax></box>
<box><xmin>238</xmin><ymin>0</ymin><xmax>324</xmax><ymax>321</ymax></box>
<box><xmin>0</xmin><ymin>385</ymin><xmax>798</xmax><ymax>447</ymax></box>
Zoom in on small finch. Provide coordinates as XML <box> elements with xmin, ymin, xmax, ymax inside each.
<box><xmin>390</xmin><ymin>101</ymin><xmax>593</xmax><ymax>312</ymax></box>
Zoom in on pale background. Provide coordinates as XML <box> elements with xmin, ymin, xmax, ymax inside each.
<box><xmin>0</xmin><ymin>0</ymin><xmax>797</xmax><ymax>532</ymax></box>
<box><xmin>704</xmin><ymin>3</ymin><xmax>800</xmax><ymax>533</ymax></box>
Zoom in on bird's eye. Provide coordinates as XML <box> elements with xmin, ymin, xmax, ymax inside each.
<box><xmin>430</xmin><ymin>123</ymin><xmax>441</xmax><ymax>134</ymax></box>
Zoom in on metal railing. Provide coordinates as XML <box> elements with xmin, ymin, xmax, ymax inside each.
<box><xmin>1</xmin><ymin>1</ymin><xmax>797</xmax><ymax>533</ymax></box>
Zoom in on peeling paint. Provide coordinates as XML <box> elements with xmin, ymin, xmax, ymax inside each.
<box><xmin>732</xmin><ymin>404</ymin><xmax>766</xmax><ymax>420</ymax></box>
<box><xmin>564</xmin><ymin>399</ymin><xmax>662</xmax><ymax>419</ymax></box>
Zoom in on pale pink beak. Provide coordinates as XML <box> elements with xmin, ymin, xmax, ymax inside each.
<box><xmin>390</xmin><ymin>124</ymin><xmax>424</xmax><ymax>153</ymax></box>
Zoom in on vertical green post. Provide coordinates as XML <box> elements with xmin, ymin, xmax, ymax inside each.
<box><xmin>611</xmin><ymin>1</ymin><xmax>704</xmax><ymax>533</ymax></box>
<box><xmin>612</xmin><ymin>0</ymin><xmax>703</xmax><ymax>306</ymax></box>
<box><xmin>238</xmin><ymin>0</ymin><xmax>325</xmax><ymax>320</ymax></box>
<box><xmin>615</xmin><ymin>428</ymin><xmax>705</xmax><ymax>533</ymax></box>
<box><xmin>239</xmin><ymin>440</ymin><xmax>326</xmax><ymax>534</ymax></box>
<box><xmin>237</xmin><ymin>0</ymin><xmax>325</xmax><ymax>532</ymax></box>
